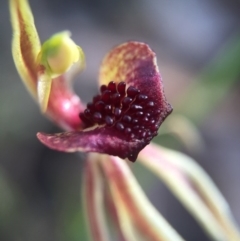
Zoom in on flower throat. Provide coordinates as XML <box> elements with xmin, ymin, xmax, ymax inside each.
<box><xmin>79</xmin><ymin>81</ymin><xmax>161</xmax><ymax>142</ymax></box>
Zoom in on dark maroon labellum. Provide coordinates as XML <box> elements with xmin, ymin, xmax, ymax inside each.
<box><xmin>94</xmin><ymin>101</ymin><xmax>105</xmax><ymax>111</ymax></box>
<box><xmin>117</xmin><ymin>82</ymin><xmax>126</xmax><ymax>95</ymax></box>
<box><xmin>104</xmin><ymin>105</ymin><xmax>112</xmax><ymax>114</ymax></box>
<box><xmin>127</xmin><ymin>86</ymin><xmax>140</xmax><ymax>98</ymax></box>
<box><xmin>100</xmin><ymin>85</ymin><xmax>107</xmax><ymax>93</ymax></box>
<box><xmin>116</xmin><ymin>122</ymin><xmax>125</xmax><ymax>131</ymax></box>
<box><xmin>114</xmin><ymin>108</ymin><xmax>122</xmax><ymax>117</ymax></box>
<box><xmin>108</xmin><ymin>81</ymin><xmax>117</xmax><ymax>93</ymax></box>
<box><xmin>122</xmin><ymin>115</ymin><xmax>132</xmax><ymax>123</ymax></box>
<box><xmin>137</xmin><ymin>94</ymin><xmax>148</xmax><ymax>102</ymax></box>
<box><xmin>122</xmin><ymin>97</ymin><xmax>133</xmax><ymax>106</ymax></box>
<box><xmin>93</xmin><ymin>112</ymin><xmax>102</xmax><ymax>123</ymax></box>
<box><xmin>79</xmin><ymin>81</ymin><xmax>163</xmax><ymax>161</ymax></box>
<box><xmin>105</xmin><ymin>116</ymin><xmax>114</xmax><ymax>126</ymax></box>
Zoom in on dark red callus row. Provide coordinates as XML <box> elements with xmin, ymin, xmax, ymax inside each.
<box><xmin>79</xmin><ymin>81</ymin><xmax>161</xmax><ymax>142</ymax></box>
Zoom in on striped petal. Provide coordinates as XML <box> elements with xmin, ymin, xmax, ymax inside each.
<box><xmin>104</xmin><ymin>188</ymin><xmax>129</xmax><ymax>241</ymax></box>
<box><xmin>100</xmin><ymin>155</ymin><xmax>186</xmax><ymax>241</ymax></box>
<box><xmin>10</xmin><ymin>0</ymin><xmax>40</xmax><ymax>97</ymax></box>
<box><xmin>82</xmin><ymin>154</ymin><xmax>110</xmax><ymax>241</ymax></box>
<box><xmin>138</xmin><ymin>143</ymin><xmax>240</xmax><ymax>241</ymax></box>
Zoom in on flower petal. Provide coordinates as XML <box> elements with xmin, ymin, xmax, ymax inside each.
<box><xmin>10</xmin><ymin>0</ymin><xmax>41</xmax><ymax>97</ymax></box>
<box><xmin>99</xmin><ymin>42</ymin><xmax>172</xmax><ymax>117</ymax></box>
<box><xmin>37</xmin><ymin>73</ymin><xmax>53</xmax><ymax>113</ymax></box>
<box><xmin>46</xmin><ymin>75</ymin><xmax>85</xmax><ymax>130</ymax></box>
<box><xmin>35</xmin><ymin>42</ymin><xmax>172</xmax><ymax>157</ymax></box>
<box><xmin>37</xmin><ymin>42</ymin><xmax>173</xmax><ymax>159</ymax></box>
<box><xmin>82</xmin><ymin>154</ymin><xmax>110</xmax><ymax>241</ymax></box>
<box><xmin>100</xmin><ymin>156</ymin><xmax>186</xmax><ymax>241</ymax></box>
<box><xmin>37</xmin><ymin>127</ymin><xmax>147</xmax><ymax>161</ymax></box>
<box><xmin>138</xmin><ymin>143</ymin><xmax>240</xmax><ymax>241</ymax></box>
<box><xmin>10</xmin><ymin>0</ymin><xmax>85</xmax><ymax>130</ymax></box>
<box><xmin>104</xmin><ymin>188</ymin><xmax>129</xmax><ymax>241</ymax></box>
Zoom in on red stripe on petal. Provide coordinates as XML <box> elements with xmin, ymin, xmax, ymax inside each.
<box><xmin>101</xmin><ymin>157</ymin><xmax>185</xmax><ymax>241</ymax></box>
<box><xmin>83</xmin><ymin>156</ymin><xmax>110</xmax><ymax>241</ymax></box>
<box><xmin>17</xmin><ymin>9</ymin><xmax>38</xmax><ymax>87</ymax></box>
<box><xmin>138</xmin><ymin>143</ymin><xmax>240</xmax><ymax>241</ymax></box>
<box><xmin>104</xmin><ymin>185</ymin><xmax>128</xmax><ymax>241</ymax></box>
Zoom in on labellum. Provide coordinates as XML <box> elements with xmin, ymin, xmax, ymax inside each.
<box><xmin>80</xmin><ymin>81</ymin><xmax>161</xmax><ymax>144</ymax></box>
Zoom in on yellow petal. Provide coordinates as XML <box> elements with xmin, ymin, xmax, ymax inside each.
<box><xmin>10</xmin><ymin>0</ymin><xmax>41</xmax><ymax>98</ymax></box>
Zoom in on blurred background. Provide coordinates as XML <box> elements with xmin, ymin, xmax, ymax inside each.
<box><xmin>0</xmin><ymin>0</ymin><xmax>240</xmax><ymax>240</ymax></box>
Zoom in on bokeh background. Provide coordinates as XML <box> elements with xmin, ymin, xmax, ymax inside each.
<box><xmin>0</xmin><ymin>0</ymin><xmax>240</xmax><ymax>241</ymax></box>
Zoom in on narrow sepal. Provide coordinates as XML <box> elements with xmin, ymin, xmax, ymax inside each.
<box><xmin>82</xmin><ymin>154</ymin><xmax>110</xmax><ymax>241</ymax></box>
<box><xmin>100</xmin><ymin>156</ymin><xmax>186</xmax><ymax>241</ymax></box>
<box><xmin>104</xmin><ymin>190</ymin><xmax>129</xmax><ymax>241</ymax></box>
<box><xmin>10</xmin><ymin>0</ymin><xmax>41</xmax><ymax>97</ymax></box>
<box><xmin>138</xmin><ymin>143</ymin><xmax>240</xmax><ymax>241</ymax></box>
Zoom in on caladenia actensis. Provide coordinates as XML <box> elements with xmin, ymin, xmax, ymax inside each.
<box><xmin>9</xmin><ymin>1</ymin><xmax>240</xmax><ymax>241</ymax></box>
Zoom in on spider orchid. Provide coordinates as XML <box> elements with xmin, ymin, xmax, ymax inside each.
<box><xmin>10</xmin><ymin>0</ymin><xmax>240</xmax><ymax>241</ymax></box>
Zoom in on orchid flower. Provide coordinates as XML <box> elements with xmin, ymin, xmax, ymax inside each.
<box><xmin>10</xmin><ymin>0</ymin><xmax>240</xmax><ymax>241</ymax></box>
